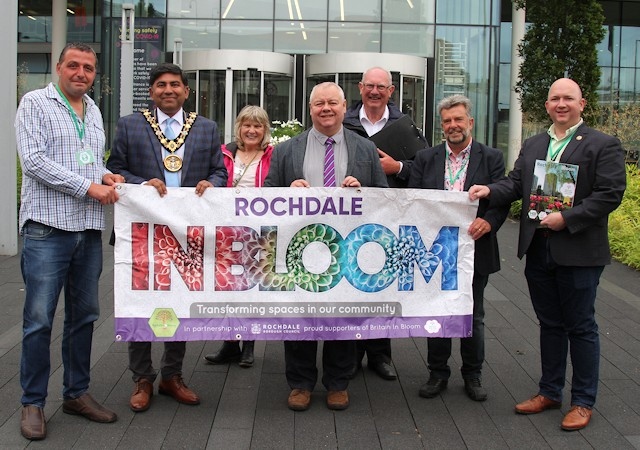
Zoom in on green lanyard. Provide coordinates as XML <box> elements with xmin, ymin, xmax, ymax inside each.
<box><xmin>446</xmin><ymin>148</ymin><xmax>470</xmax><ymax>189</ymax></box>
<box><xmin>55</xmin><ymin>84</ymin><xmax>86</xmax><ymax>141</ymax></box>
<box><xmin>547</xmin><ymin>129</ymin><xmax>576</xmax><ymax>162</ymax></box>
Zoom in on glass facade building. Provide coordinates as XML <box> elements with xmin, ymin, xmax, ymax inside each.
<box><xmin>17</xmin><ymin>1</ymin><xmax>640</xmax><ymax>153</ymax></box>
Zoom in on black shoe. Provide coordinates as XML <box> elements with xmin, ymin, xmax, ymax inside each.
<box><xmin>204</xmin><ymin>341</ymin><xmax>241</xmax><ymax>364</ymax></box>
<box><xmin>368</xmin><ymin>361</ymin><xmax>397</xmax><ymax>380</ymax></box>
<box><xmin>419</xmin><ymin>377</ymin><xmax>448</xmax><ymax>398</ymax></box>
<box><xmin>347</xmin><ymin>362</ymin><xmax>362</xmax><ymax>379</ymax></box>
<box><xmin>464</xmin><ymin>378</ymin><xmax>487</xmax><ymax>401</ymax></box>
<box><xmin>239</xmin><ymin>341</ymin><xmax>255</xmax><ymax>368</ymax></box>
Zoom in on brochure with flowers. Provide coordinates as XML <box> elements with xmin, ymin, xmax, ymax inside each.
<box><xmin>527</xmin><ymin>159</ymin><xmax>579</xmax><ymax>221</ymax></box>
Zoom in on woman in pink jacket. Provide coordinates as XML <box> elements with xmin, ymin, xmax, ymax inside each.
<box><xmin>205</xmin><ymin>105</ymin><xmax>274</xmax><ymax>367</ymax></box>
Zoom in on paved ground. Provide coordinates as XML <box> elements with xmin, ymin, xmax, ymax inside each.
<box><xmin>0</xmin><ymin>208</ymin><xmax>638</xmax><ymax>449</ymax></box>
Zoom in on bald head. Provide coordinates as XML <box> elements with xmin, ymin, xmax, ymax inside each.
<box><xmin>545</xmin><ymin>78</ymin><xmax>586</xmax><ymax>134</ymax></box>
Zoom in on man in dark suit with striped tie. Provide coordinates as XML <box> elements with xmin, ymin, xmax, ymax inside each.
<box><xmin>264</xmin><ymin>82</ymin><xmax>388</xmax><ymax>412</ymax></box>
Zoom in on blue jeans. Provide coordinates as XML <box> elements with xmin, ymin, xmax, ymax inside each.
<box><xmin>524</xmin><ymin>233</ymin><xmax>602</xmax><ymax>408</ymax></box>
<box><xmin>20</xmin><ymin>221</ymin><xmax>103</xmax><ymax>407</ymax></box>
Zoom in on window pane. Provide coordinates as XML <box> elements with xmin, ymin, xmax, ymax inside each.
<box><xmin>110</xmin><ymin>0</ymin><xmax>166</xmax><ymax>17</ymax></box>
<box><xmin>327</xmin><ymin>22</ymin><xmax>380</xmax><ymax>52</ymax></box>
<box><xmin>381</xmin><ymin>23</ymin><xmax>434</xmax><ymax>57</ymax></box>
<box><xmin>168</xmin><ymin>19</ymin><xmax>220</xmax><ymax>50</ymax></box>
<box><xmin>18</xmin><ymin>15</ymin><xmax>51</xmax><ymax>43</ymax></box>
<box><xmin>198</xmin><ymin>70</ymin><xmax>227</xmax><ymax>135</ymax></box>
<box><xmin>275</xmin><ymin>0</ymin><xmax>327</xmax><ymax>21</ymax></box>
<box><xmin>433</xmin><ymin>26</ymin><xmax>493</xmax><ymax>144</ymax></box>
<box><xmin>328</xmin><ymin>0</ymin><xmax>381</xmax><ymax>22</ymax></box>
<box><xmin>264</xmin><ymin>73</ymin><xmax>292</xmax><ymax>123</ymax></box>
<box><xmin>382</xmin><ymin>0</ymin><xmax>434</xmax><ymax>23</ymax></box>
<box><xmin>436</xmin><ymin>0</ymin><xmax>490</xmax><ymax>25</ymax></box>
<box><xmin>167</xmin><ymin>0</ymin><xmax>219</xmax><ymax>19</ymax></box>
<box><xmin>221</xmin><ymin>0</ymin><xmax>274</xmax><ymax>20</ymax></box>
<box><xmin>221</xmin><ymin>20</ymin><xmax>273</xmax><ymax>50</ymax></box>
<box><xmin>402</xmin><ymin>76</ymin><xmax>425</xmax><ymax>132</ymax></box>
<box><xmin>275</xmin><ymin>20</ymin><xmax>327</xmax><ymax>54</ymax></box>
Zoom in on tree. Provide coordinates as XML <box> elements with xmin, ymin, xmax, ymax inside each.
<box><xmin>514</xmin><ymin>0</ymin><xmax>605</xmax><ymax>124</ymax></box>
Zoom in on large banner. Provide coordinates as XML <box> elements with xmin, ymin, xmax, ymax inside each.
<box><xmin>113</xmin><ymin>185</ymin><xmax>478</xmax><ymax>342</ymax></box>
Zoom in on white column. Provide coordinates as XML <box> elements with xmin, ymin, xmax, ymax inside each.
<box><xmin>0</xmin><ymin>1</ymin><xmax>17</xmax><ymax>255</ymax></box>
<box><xmin>120</xmin><ymin>4</ymin><xmax>135</xmax><ymax>117</ymax></box>
<box><xmin>51</xmin><ymin>0</ymin><xmax>67</xmax><ymax>83</ymax></box>
<box><xmin>508</xmin><ymin>3</ymin><xmax>526</xmax><ymax>170</ymax></box>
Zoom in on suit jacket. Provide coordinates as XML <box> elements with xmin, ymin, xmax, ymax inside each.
<box><xmin>488</xmin><ymin>124</ymin><xmax>626</xmax><ymax>266</ymax></box>
<box><xmin>107</xmin><ymin>110</ymin><xmax>227</xmax><ymax>188</ymax></box>
<box><xmin>264</xmin><ymin>127</ymin><xmax>389</xmax><ymax>188</ymax></box>
<box><xmin>408</xmin><ymin>141</ymin><xmax>509</xmax><ymax>275</ymax></box>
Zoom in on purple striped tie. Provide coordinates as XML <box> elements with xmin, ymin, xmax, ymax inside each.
<box><xmin>323</xmin><ymin>137</ymin><xmax>336</xmax><ymax>187</ymax></box>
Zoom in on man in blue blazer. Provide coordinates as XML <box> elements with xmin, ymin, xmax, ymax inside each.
<box><xmin>470</xmin><ymin>78</ymin><xmax>626</xmax><ymax>430</ymax></box>
<box><xmin>265</xmin><ymin>82</ymin><xmax>388</xmax><ymax>412</ymax></box>
<box><xmin>408</xmin><ymin>94</ymin><xmax>509</xmax><ymax>402</ymax></box>
<box><xmin>107</xmin><ymin>63</ymin><xmax>227</xmax><ymax>413</ymax></box>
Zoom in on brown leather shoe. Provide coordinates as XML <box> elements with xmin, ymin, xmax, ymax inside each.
<box><xmin>561</xmin><ymin>405</ymin><xmax>592</xmax><ymax>431</ymax></box>
<box><xmin>130</xmin><ymin>379</ymin><xmax>154</xmax><ymax>412</ymax></box>
<box><xmin>515</xmin><ymin>394</ymin><xmax>561</xmax><ymax>414</ymax></box>
<box><xmin>326</xmin><ymin>390</ymin><xmax>349</xmax><ymax>410</ymax></box>
<box><xmin>62</xmin><ymin>393</ymin><xmax>117</xmax><ymax>423</ymax></box>
<box><xmin>158</xmin><ymin>375</ymin><xmax>200</xmax><ymax>405</ymax></box>
<box><xmin>21</xmin><ymin>405</ymin><xmax>46</xmax><ymax>440</ymax></box>
<box><xmin>287</xmin><ymin>389</ymin><xmax>311</xmax><ymax>411</ymax></box>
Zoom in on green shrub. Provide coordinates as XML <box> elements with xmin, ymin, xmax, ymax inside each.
<box><xmin>609</xmin><ymin>165</ymin><xmax>640</xmax><ymax>269</ymax></box>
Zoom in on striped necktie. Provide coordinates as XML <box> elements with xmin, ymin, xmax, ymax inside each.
<box><xmin>323</xmin><ymin>137</ymin><xmax>336</xmax><ymax>187</ymax></box>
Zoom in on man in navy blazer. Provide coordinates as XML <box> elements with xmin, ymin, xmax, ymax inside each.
<box><xmin>264</xmin><ymin>82</ymin><xmax>388</xmax><ymax>412</ymax></box>
<box><xmin>470</xmin><ymin>78</ymin><xmax>626</xmax><ymax>431</ymax></box>
<box><xmin>107</xmin><ymin>63</ymin><xmax>227</xmax><ymax>413</ymax></box>
<box><xmin>408</xmin><ymin>94</ymin><xmax>508</xmax><ymax>402</ymax></box>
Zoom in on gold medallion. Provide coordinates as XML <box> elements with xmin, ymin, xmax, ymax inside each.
<box><xmin>164</xmin><ymin>154</ymin><xmax>183</xmax><ymax>172</ymax></box>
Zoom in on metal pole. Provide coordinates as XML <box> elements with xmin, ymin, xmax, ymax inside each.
<box><xmin>120</xmin><ymin>4</ymin><xmax>135</xmax><ymax>117</ymax></box>
<box><xmin>0</xmin><ymin>0</ymin><xmax>17</xmax><ymax>255</ymax></box>
<box><xmin>173</xmin><ymin>38</ymin><xmax>183</xmax><ymax>67</ymax></box>
<box><xmin>508</xmin><ymin>3</ymin><xmax>526</xmax><ymax>170</ymax></box>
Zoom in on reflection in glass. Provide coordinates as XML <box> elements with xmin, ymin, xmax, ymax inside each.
<box><xmin>382</xmin><ymin>0</ymin><xmax>434</xmax><ymax>23</ymax></box>
<box><xmin>233</xmin><ymin>69</ymin><xmax>261</xmax><ymax>120</ymax></box>
<box><xmin>110</xmin><ymin>0</ymin><xmax>166</xmax><ymax>17</ymax></box>
<box><xmin>436</xmin><ymin>0</ymin><xmax>491</xmax><ymax>25</ymax></box>
<box><xmin>220</xmin><ymin>0</ymin><xmax>274</xmax><ymax>20</ymax></box>
<box><xmin>327</xmin><ymin>22</ymin><xmax>380</xmax><ymax>52</ymax></box>
<box><xmin>274</xmin><ymin>20</ymin><xmax>327</xmax><ymax>54</ymax></box>
<box><xmin>328</xmin><ymin>0</ymin><xmax>381</xmax><ymax>22</ymax></box>
<box><xmin>264</xmin><ymin>73</ymin><xmax>292</xmax><ymax>124</ymax></box>
<box><xmin>198</xmin><ymin>70</ymin><xmax>227</xmax><ymax>138</ymax></box>
<box><xmin>168</xmin><ymin>19</ymin><xmax>220</xmax><ymax>50</ymax></box>
<box><xmin>221</xmin><ymin>20</ymin><xmax>273</xmax><ymax>50</ymax></box>
<box><xmin>275</xmin><ymin>0</ymin><xmax>328</xmax><ymax>21</ymax></box>
<box><xmin>167</xmin><ymin>0</ymin><xmax>219</xmax><ymax>19</ymax></box>
<box><xmin>381</xmin><ymin>24</ymin><xmax>434</xmax><ymax>57</ymax></box>
<box><xmin>402</xmin><ymin>76</ymin><xmax>425</xmax><ymax>133</ymax></box>
<box><xmin>433</xmin><ymin>26</ymin><xmax>493</xmax><ymax>145</ymax></box>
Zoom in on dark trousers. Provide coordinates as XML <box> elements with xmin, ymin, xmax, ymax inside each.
<box><xmin>285</xmin><ymin>340</ymin><xmax>355</xmax><ymax>391</ymax></box>
<box><xmin>129</xmin><ymin>341</ymin><xmax>186</xmax><ymax>382</ymax></box>
<box><xmin>524</xmin><ymin>233</ymin><xmax>602</xmax><ymax>407</ymax></box>
<box><xmin>427</xmin><ymin>272</ymin><xmax>488</xmax><ymax>380</ymax></box>
<box><xmin>355</xmin><ymin>338</ymin><xmax>392</xmax><ymax>365</ymax></box>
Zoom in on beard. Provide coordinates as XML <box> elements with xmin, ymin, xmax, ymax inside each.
<box><xmin>446</xmin><ymin>129</ymin><xmax>469</xmax><ymax>145</ymax></box>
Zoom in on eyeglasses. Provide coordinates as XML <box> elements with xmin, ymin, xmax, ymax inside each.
<box><xmin>362</xmin><ymin>83</ymin><xmax>392</xmax><ymax>91</ymax></box>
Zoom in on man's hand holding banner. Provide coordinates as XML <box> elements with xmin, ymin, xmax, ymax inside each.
<box><xmin>113</xmin><ymin>185</ymin><xmax>478</xmax><ymax>341</ymax></box>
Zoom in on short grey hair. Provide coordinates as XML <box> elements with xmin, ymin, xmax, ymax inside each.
<box><xmin>309</xmin><ymin>82</ymin><xmax>345</xmax><ymax>103</ymax></box>
<box><xmin>437</xmin><ymin>94</ymin><xmax>472</xmax><ymax>117</ymax></box>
